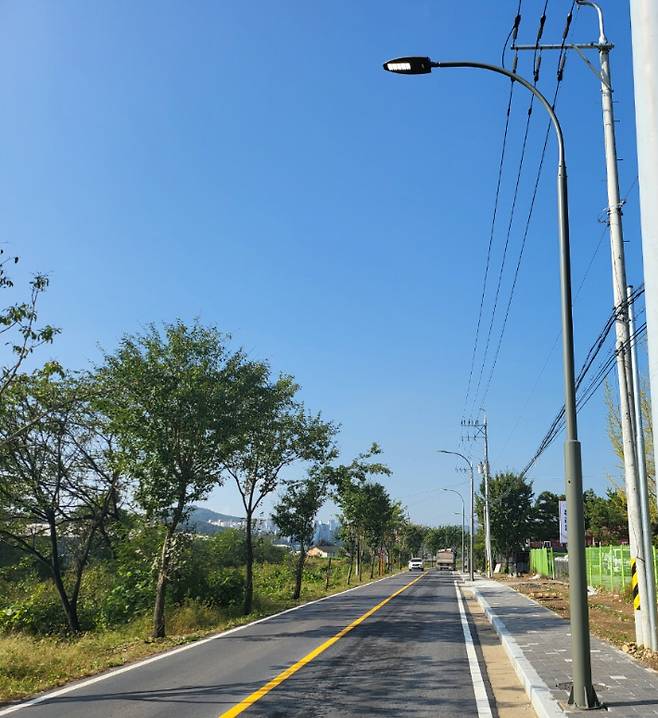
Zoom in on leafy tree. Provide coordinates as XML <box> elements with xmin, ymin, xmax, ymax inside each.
<box><xmin>329</xmin><ymin>445</ymin><xmax>391</xmax><ymax>583</ymax></box>
<box><xmin>583</xmin><ymin>488</ymin><xmax>628</xmax><ymax>544</ymax></box>
<box><xmin>402</xmin><ymin>524</ymin><xmax>426</xmax><ymax>559</ymax></box>
<box><xmin>531</xmin><ymin>491</ymin><xmax>564</xmax><ymax>543</ymax></box>
<box><xmin>222</xmin><ymin>372</ymin><xmax>337</xmax><ymax>614</ymax></box>
<box><xmin>476</xmin><ymin>472</ymin><xmax>533</xmax><ymax>570</ymax></box>
<box><xmin>0</xmin><ymin>370</ymin><xmax>120</xmax><ymax>632</ymax></box>
<box><xmin>360</xmin><ymin>482</ymin><xmax>393</xmax><ymax>578</ymax></box>
<box><xmin>273</xmin><ymin>470</ymin><xmax>327</xmax><ymax>599</ymax></box>
<box><xmin>382</xmin><ymin>501</ymin><xmax>407</xmax><ymax>570</ymax></box>
<box><xmin>0</xmin><ymin>256</ymin><xmax>58</xmax><ymax>410</ymax></box>
<box><xmin>425</xmin><ymin>525</ymin><xmax>463</xmax><ymax>556</ymax></box>
<box><xmin>99</xmin><ymin>321</ymin><xmax>261</xmax><ymax>637</ymax></box>
<box><xmin>605</xmin><ymin>379</ymin><xmax>655</xmax><ymax>511</ymax></box>
<box><xmin>424</xmin><ymin>527</ymin><xmax>444</xmax><ymax>556</ymax></box>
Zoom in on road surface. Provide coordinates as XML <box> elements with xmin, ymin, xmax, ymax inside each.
<box><xmin>2</xmin><ymin>570</ymin><xmax>493</xmax><ymax>718</ymax></box>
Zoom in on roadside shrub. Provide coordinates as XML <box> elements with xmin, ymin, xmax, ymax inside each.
<box><xmin>0</xmin><ymin>582</ymin><xmax>70</xmax><ymax>635</ymax></box>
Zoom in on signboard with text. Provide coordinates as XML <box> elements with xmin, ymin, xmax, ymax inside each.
<box><xmin>559</xmin><ymin>500</ymin><xmax>568</xmax><ymax>544</ymax></box>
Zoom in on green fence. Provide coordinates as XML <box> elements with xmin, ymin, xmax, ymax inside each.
<box><xmin>530</xmin><ymin>547</ymin><xmax>557</xmax><ymax>578</ymax></box>
<box><xmin>530</xmin><ymin>545</ymin><xmax>658</xmax><ymax>592</ymax></box>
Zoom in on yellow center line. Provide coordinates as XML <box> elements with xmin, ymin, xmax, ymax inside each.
<box><xmin>218</xmin><ymin>572</ymin><xmax>427</xmax><ymax>717</ymax></box>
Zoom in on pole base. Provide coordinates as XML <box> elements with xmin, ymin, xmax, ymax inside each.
<box><xmin>567</xmin><ymin>683</ymin><xmax>603</xmax><ymax>710</ymax></box>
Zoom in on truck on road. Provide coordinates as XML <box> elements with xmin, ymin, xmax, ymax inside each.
<box><xmin>436</xmin><ymin>549</ymin><xmax>456</xmax><ymax>571</ymax></box>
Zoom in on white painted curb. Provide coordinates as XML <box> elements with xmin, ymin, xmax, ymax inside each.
<box><xmin>467</xmin><ymin>583</ymin><xmax>566</xmax><ymax>718</ymax></box>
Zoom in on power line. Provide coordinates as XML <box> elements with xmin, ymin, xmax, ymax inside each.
<box><xmin>499</xmin><ymin>174</ymin><xmax>638</xmax><ymax>453</ymax></box>
<box><xmin>461</xmin><ymin>3</ymin><xmax>525</xmax><ymax>420</ymax></box>
<box><xmin>478</xmin><ymin>2</ymin><xmax>577</xmax><ymax>409</ymax></box>
<box><xmin>521</xmin><ymin>287</ymin><xmax>646</xmax><ymax>475</ymax></box>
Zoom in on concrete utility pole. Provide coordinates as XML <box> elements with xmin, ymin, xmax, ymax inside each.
<box><xmin>582</xmin><ymin>0</ymin><xmax>649</xmax><ymax>649</ymax></box>
<box><xmin>462</xmin><ymin>416</ymin><xmax>493</xmax><ymax>577</ymax></box>
<box><xmin>514</xmin><ymin>0</ymin><xmax>651</xmax><ymax>649</ymax></box>
<box><xmin>482</xmin><ymin>415</ymin><xmax>494</xmax><ymax>578</ymax></box>
<box><xmin>628</xmin><ymin>285</ymin><xmax>658</xmax><ymax>650</ymax></box>
<box><xmin>630</xmin><ymin>0</ymin><xmax>658</xmax><ymax>646</ymax></box>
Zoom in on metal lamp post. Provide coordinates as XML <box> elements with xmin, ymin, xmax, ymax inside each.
<box><xmin>443</xmin><ymin>489</ymin><xmax>465</xmax><ymax>573</ymax></box>
<box><xmin>438</xmin><ymin>450</ymin><xmax>474</xmax><ymax>582</ymax></box>
<box><xmin>390</xmin><ymin>57</ymin><xmax>599</xmax><ymax>709</ymax></box>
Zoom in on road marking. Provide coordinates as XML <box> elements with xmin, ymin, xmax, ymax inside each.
<box><xmin>0</xmin><ymin>572</ymin><xmax>402</xmax><ymax>717</ymax></box>
<box><xmin>455</xmin><ymin>583</ymin><xmax>494</xmax><ymax>718</ymax></box>
<box><xmin>219</xmin><ymin>572</ymin><xmax>427</xmax><ymax>718</ymax></box>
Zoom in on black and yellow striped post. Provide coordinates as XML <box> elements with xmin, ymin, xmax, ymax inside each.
<box><xmin>631</xmin><ymin>558</ymin><xmax>641</xmax><ymax>612</ymax></box>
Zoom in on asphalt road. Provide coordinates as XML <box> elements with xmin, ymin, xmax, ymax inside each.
<box><xmin>4</xmin><ymin>570</ymin><xmax>490</xmax><ymax>718</ymax></box>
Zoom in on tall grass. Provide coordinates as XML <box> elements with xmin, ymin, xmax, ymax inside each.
<box><xmin>0</xmin><ymin>558</ymin><xmax>397</xmax><ymax>704</ymax></box>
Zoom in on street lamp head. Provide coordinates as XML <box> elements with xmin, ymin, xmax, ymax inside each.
<box><xmin>383</xmin><ymin>57</ymin><xmax>434</xmax><ymax>75</ymax></box>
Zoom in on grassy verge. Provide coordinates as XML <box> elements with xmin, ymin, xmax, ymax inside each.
<box><xmin>0</xmin><ymin>564</ymin><xmax>401</xmax><ymax>705</ymax></box>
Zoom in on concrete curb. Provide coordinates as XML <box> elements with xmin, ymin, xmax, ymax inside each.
<box><xmin>467</xmin><ymin>583</ymin><xmax>566</xmax><ymax>718</ymax></box>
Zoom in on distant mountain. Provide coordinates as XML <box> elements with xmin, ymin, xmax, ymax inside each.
<box><xmin>186</xmin><ymin>506</ymin><xmax>245</xmax><ymax>534</ymax></box>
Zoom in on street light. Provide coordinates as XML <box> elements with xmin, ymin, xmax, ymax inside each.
<box><xmin>389</xmin><ymin>56</ymin><xmax>598</xmax><ymax>709</ymax></box>
<box><xmin>438</xmin><ymin>450</ymin><xmax>474</xmax><ymax>583</ymax></box>
<box><xmin>443</xmin><ymin>489</ymin><xmax>465</xmax><ymax>574</ymax></box>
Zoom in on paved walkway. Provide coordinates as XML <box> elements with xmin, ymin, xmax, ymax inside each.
<box><xmin>468</xmin><ymin>578</ymin><xmax>658</xmax><ymax>716</ymax></box>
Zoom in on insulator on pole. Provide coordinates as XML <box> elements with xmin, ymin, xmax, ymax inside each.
<box><xmin>557</xmin><ymin>53</ymin><xmax>567</xmax><ymax>82</ymax></box>
<box><xmin>512</xmin><ymin>14</ymin><xmax>522</xmax><ymax>40</ymax></box>
<box><xmin>534</xmin><ymin>54</ymin><xmax>542</xmax><ymax>82</ymax></box>
<box><xmin>562</xmin><ymin>11</ymin><xmax>573</xmax><ymax>40</ymax></box>
<box><xmin>512</xmin><ymin>53</ymin><xmax>519</xmax><ymax>74</ymax></box>
<box><xmin>536</xmin><ymin>13</ymin><xmax>547</xmax><ymax>43</ymax></box>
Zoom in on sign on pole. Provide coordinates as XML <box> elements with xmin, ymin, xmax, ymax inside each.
<box><xmin>559</xmin><ymin>500</ymin><xmax>568</xmax><ymax>544</ymax></box>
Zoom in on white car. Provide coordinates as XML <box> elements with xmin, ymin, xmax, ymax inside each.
<box><xmin>408</xmin><ymin>557</ymin><xmax>424</xmax><ymax>571</ymax></box>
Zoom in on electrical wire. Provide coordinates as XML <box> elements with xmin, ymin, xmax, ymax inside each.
<box><xmin>477</xmin><ymin>1</ymin><xmax>577</xmax><ymax>409</ymax></box>
<box><xmin>520</xmin><ymin>288</ymin><xmax>646</xmax><ymax>476</ymax></box>
<box><xmin>499</xmin><ymin>175</ymin><xmax>638</xmax><ymax>453</ymax></box>
<box><xmin>461</xmin><ymin>4</ymin><xmax>522</xmax><ymax>420</ymax></box>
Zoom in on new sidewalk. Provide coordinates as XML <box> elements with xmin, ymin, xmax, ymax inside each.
<box><xmin>466</xmin><ymin>577</ymin><xmax>658</xmax><ymax>716</ymax></box>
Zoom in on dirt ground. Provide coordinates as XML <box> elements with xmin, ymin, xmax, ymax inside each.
<box><xmin>495</xmin><ymin>575</ymin><xmax>658</xmax><ymax>671</ymax></box>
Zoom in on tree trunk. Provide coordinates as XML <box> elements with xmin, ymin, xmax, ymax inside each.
<box><xmin>347</xmin><ymin>552</ymin><xmax>353</xmax><ymax>585</ymax></box>
<box><xmin>293</xmin><ymin>543</ymin><xmax>305</xmax><ymax>600</ymax></box>
<box><xmin>356</xmin><ymin>537</ymin><xmax>361</xmax><ymax>580</ymax></box>
<box><xmin>370</xmin><ymin>554</ymin><xmax>375</xmax><ymax>579</ymax></box>
<box><xmin>48</xmin><ymin>520</ymin><xmax>80</xmax><ymax>633</ymax></box>
<box><xmin>243</xmin><ymin>511</ymin><xmax>254</xmax><ymax>615</ymax></box>
<box><xmin>152</xmin><ymin>531</ymin><xmax>172</xmax><ymax>638</ymax></box>
<box><xmin>325</xmin><ymin>556</ymin><xmax>332</xmax><ymax>590</ymax></box>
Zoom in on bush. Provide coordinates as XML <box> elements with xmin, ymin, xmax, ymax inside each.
<box><xmin>0</xmin><ymin>582</ymin><xmax>70</xmax><ymax>635</ymax></box>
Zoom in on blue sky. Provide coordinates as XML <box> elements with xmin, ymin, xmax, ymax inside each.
<box><xmin>0</xmin><ymin>1</ymin><xmax>645</xmax><ymax>526</ymax></box>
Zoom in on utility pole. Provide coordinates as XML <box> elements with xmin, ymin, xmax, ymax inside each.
<box><xmin>463</xmin><ymin>416</ymin><xmax>493</xmax><ymax>577</ymax></box>
<box><xmin>630</xmin><ymin>0</ymin><xmax>658</xmax><ymax>649</ymax></box>
<box><xmin>628</xmin><ymin>285</ymin><xmax>658</xmax><ymax>650</ymax></box>
<box><xmin>514</xmin><ymin>0</ymin><xmax>650</xmax><ymax>649</ymax></box>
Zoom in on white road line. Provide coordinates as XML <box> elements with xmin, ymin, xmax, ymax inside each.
<box><xmin>454</xmin><ymin>582</ymin><xmax>494</xmax><ymax>718</ymax></box>
<box><xmin>0</xmin><ymin>572</ymin><xmax>406</xmax><ymax>716</ymax></box>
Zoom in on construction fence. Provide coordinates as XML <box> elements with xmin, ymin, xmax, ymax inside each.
<box><xmin>530</xmin><ymin>545</ymin><xmax>658</xmax><ymax>592</ymax></box>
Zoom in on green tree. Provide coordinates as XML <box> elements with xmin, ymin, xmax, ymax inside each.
<box><xmin>476</xmin><ymin>472</ymin><xmax>533</xmax><ymax>570</ymax></box>
<box><xmin>531</xmin><ymin>491</ymin><xmax>564</xmax><ymax>543</ymax></box>
<box><xmin>360</xmin><ymin>482</ymin><xmax>393</xmax><ymax>578</ymax></box>
<box><xmin>403</xmin><ymin>524</ymin><xmax>427</xmax><ymax>559</ymax></box>
<box><xmin>330</xmin><ymin>445</ymin><xmax>391</xmax><ymax>583</ymax></box>
<box><xmin>0</xmin><ymin>256</ymin><xmax>58</xmax><ymax>409</ymax></box>
<box><xmin>583</xmin><ymin>488</ymin><xmax>628</xmax><ymax>544</ymax></box>
<box><xmin>222</xmin><ymin>373</ymin><xmax>336</xmax><ymax>614</ymax></box>
<box><xmin>0</xmin><ymin>370</ymin><xmax>120</xmax><ymax>633</ymax></box>
<box><xmin>605</xmin><ymin>379</ymin><xmax>655</xmax><ymax>509</ymax></box>
<box><xmin>273</xmin><ymin>471</ymin><xmax>327</xmax><ymax>599</ymax></box>
<box><xmin>99</xmin><ymin>321</ymin><xmax>260</xmax><ymax>637</ymax></box>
